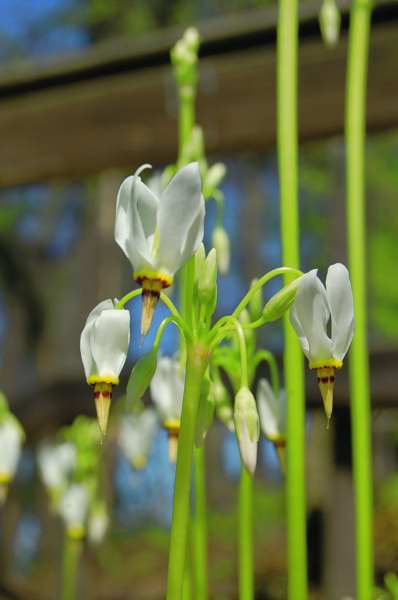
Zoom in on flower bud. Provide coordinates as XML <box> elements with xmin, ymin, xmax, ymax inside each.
<box><xmin>184</xmin><ymin>27</ymin><xmax>200</xmax><ymax>52</ymax></box>
<box><xmin>126</xmin><ymin>350</ymin><xmax>157</xmax><ymax>409</ymax></box>
<box><xmin>212</xmin><ymin>226</ymin><xmax>230</xmax><ymax>275</ymax></box>
<box><xmin>262</xmin><ymin>277</ymin><xmax>302</xmax><ymax>323</ymax></box>
<box><xmin>204</xmin><ymin>163</ymin><xmax>226</xmax><ymax>198</ymax></box>
<box><xmin>197</xmin><ymin>248</ymin><xmax>218</xmax><ymax>311</ymax></box>
<box><xmin>234</xmin><ymin>387</ymin><xmax>260</xmax><ymax>475</ymax></box>
<box><xmin>319</xmin><ymin>0</ymin><xmax>341</xmax><ymax>48</ymax></box>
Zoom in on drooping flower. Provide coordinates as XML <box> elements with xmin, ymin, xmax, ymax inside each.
<box><xmin>118</xmin><ymin>409</ymin><xmax>158</xmax><ymax>470</ymax></box>
<box><xmin>114</xmin><ymin>162</ymin><xmax>205</xmax><ymax>335</ymax></box>
<box><xmin>257</xmin><ymin>379</ymin><xmax>286</xmax><ymax>469</ymax></box>
<box><xmin>150</xmin><ymin>356</ymin><xmax>184</xmax><ymax>462</ymax></box>
<box><xmin>88</xmin><ymin>501</ymin><xmax>109</xmax><ymax>545</ymax></box>
<box><xmin>80</xmin><ymin>299</ymin><xmax>130</xmax><ymax>435</ymax></box>
<box><xmin>234</xmin><ymin>387</ymin><xmax>260</xmax><ymax>475</ymax></box>
<box><xmin>59</xmin><ymin>483</ymin><xmax>90</xmax><ymax>539</ymax></box>
<box><xmin>290</xmin><ymin>263</ymin><xmax>354</xmax><ymax>421</ymax></box>
<box><xmin>37</xmin><ymin>441</ymin><xmax>76</xmax><ymax>508</ymax></box>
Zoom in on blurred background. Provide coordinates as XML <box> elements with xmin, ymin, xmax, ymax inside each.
<box><xmin>1</xmin><ymin>1</ymin><xmax>398</xmax><ymax>599</ymax></box>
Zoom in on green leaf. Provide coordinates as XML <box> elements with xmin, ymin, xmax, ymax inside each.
<box><xmin>126</xmin><ymin>350</ymin><xmax>157</xmax><ymax>409</ymax></box>
<box><xmin>195</xmin><ymin>372</ymin><xmax>215</xmax><ymax>447</ymax></box>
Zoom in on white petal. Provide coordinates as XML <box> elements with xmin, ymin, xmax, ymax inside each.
<box><xmin>38</xmin><ymin>442</ymin><xmax>76</xmax><ymax>490</ymax></box>
<box><xmin>290</xmin><ymin>269</ymin><xmax>333</xmax><ymax>363</ymax></box>
<box><xmin>157</xmin><ymin>163</ymin><xmax>204</xmax><ymax>275</ymax></box>
<box><xmin>150</xmin><ymin>357</ymin><xmax>184</xmax><ymax>421</ymax></box>
<box><xmin>326</xmin><ymin>263</ymin><xmax>355</xmax><ymax>361</ymax></box>
<box><xmin>256</xmin><ymin>379</ymin><xmax>280</xmax><ymax>439</ymax></box>
<box><xmin>114</xmin><ymin>166</ymin><xmax>158</xmax><ymax>271</ymax></box>
<box><xmin>119</xmin><ymin>409</ymin><xmax>158</xmax><ymax>464</ymax></box>
<box><xmin>60</xmin><ymin>484</ymin><xmax>89</xmax><ymax>529</ymax></box>
<box><xmin>80</xmin><ymin>300</ymin><xmax>114</xmax><ymax>380</ymax></box>
<box><xmin>237</xmin><ymin>420</ymin><xmax>258</xmax><ymax>475</ymax></box>
<box><xmin>90</xmin><ymin>310</ymin><xmax>130</xmax><ymax>379</ymax></box>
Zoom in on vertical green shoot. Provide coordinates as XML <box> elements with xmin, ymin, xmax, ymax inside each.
<box><xmin>345</xmin><ymin>1</ymin><xmax>374</xmax><ymax>597</ymax></box>
<box><xmin>277</xmin><ymin>1</ymin><xmax>307</xmax><ymax>598</ymax></box>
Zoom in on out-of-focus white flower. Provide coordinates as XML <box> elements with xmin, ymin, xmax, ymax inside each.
<box><xmin>59</xmin><ymin>484</ymin><xmax>90</xmax><ymax>539</ymax></box>
<box><xmin>119</xmin><ymin>409</ymin><xmax>158</xmax><ymax>470</ymax></box>
<box><xmin>37</xmin><ymin>442</ymin><xmax>76</xmax><ymax>508</ymax></box>
<box><xmin>212</xmin><ymin>226</ymin><xmax>230</xmax><ymax>275</ymax></box>
<box><xmin>0</xmin><ymin>419</ymin><xmax>24</xmax><ymax>485</ymax></box>
<box><xmin>290</xmin><ymin>263</ymin><xmax>354</xmax><ymax>421</ymax></box>
<box><xmin>257</xmin><ymin>379</ymin><xmax>286</xmax><ymax>443</ymax></box>
<box><xmin>115</xmin><ymin>162</ymin><xmax>205</xmax><ymax>335</ymax></box>
<box><xmin>150</xmin><ymin>356</ymin><xmax>184</xmax><ymax>462</ymax></box>
<box><xmin>234</xmin><ymin>387</ymin><xmax>260</xmax><ymax>475</ymax></box>
<box><xmin>319</xmin><ymin>0</ymin><xmax>341</xmax><ymax>48</ymax></box>
<box><xmin>80</xmin><ymin>299</ymin><xmax>130</xmax><ymax>434</ymax></box>
<box><xmin>88</xmin><ymin>503</ymin><xmax>109</xmax><ymax>545</ymax></box>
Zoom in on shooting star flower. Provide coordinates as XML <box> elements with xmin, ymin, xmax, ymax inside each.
<box><xmin>257</xmin><ymin>378</ymin><xmax>286</xmax><ymax>469</ymax></box>
<box><xmin>80</xmin><ymin>300</ymin><xmax>130</xmax><ymax>435</ymax></box>
<box><xmin>118</xmin><ymin>409</ymin><xmax>158</xmax><ymax>470</ymax></box>
<box><xmin>290</xmin><ymin>263</ymin><xmax>354</xmax><ymax>422</ymax></box>
<box><xmin>115</xmin><ymin>162</ymin><xmax>205</xmax><ymax>335</ymax></box>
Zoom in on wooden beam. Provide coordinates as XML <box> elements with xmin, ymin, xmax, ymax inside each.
<box><xmin>0</xmin><ymin>7</ymin><xmax>397</xmax><ymax>187</ymax></box>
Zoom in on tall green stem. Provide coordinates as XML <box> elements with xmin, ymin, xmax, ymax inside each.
<box><xmin>193</xmin><ymin>446</ymin><xmax>208</xmax><ymax>600</ymax></box>
<box><xmin>277</xmin><ymin>1</ymin><xmax>307</xmax><ymax>598</ymax></box>
<box><xmin>239</xmin><ymin>467</ymin><xmax>254</xmax><ymax>600</ymax></box>
<box><xmin>166</xmin><ymin>344</ymin><xmax>209</xmax><ymax>600</ymax></box>
<box><xmin>346</xmin><ymin>1</ymin><xmax>373</xmax><ymax>597</ymax></box>
<box><xmin>61</xmin><ymin>536</ymin><xmax>82</xmax><ymax>600</ymax></box>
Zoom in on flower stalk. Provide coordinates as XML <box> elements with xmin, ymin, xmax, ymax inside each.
<box><xmin>346</xmin><ymin>0</ymin><xmax>373</xmax><ymax>596</ymax></box>
<box><xmin>61</xmin><ymin>535</ymin><xmax>82</xmax><ymax>600</ymax></box>
<box><xmin>277</xmin><ymin>0</ymin><xmax>307</xmax><ymax>598</ymax></box>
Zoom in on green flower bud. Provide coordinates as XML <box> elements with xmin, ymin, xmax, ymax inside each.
<box><xmin>203</xmin><ymin>163</ymin><xmax>226</xmax><ymax>198</ymax></box>
<box><xmin>262</xmin><ymin>277</ymin><xmax>303</xmax><ymax>323</ymax></box>
<box><xmin>234</xmin><ymin>387</ymin><xmax>259</xmax><ymax>475</ymax></box>
<box><xmin>126</xmin><ymin>350</ymin><xmax>157</xmax><ymax>409</ymax></box>
<box><xmin>198</xmin><ymin>248</ymin><xmax>217</xmax><ymax>304</ymax></box>
<box><xmin>248</xmin><ymin>279</ymin><xmax>263</xmax><ymax>321</ymax></box>
<box><xmin>184</xmin><ymin>27</ymin><xmax>200</xmax><ymax>52</ymax></box>
<box><xmin>212</xmin><ymin>226</ymin><xmax>230</xmax><ymax>275</ymax></box>
<box><xmin>319</xmin><ymin>0</ymin><xmax>341</xmax><ymax>48</ymax></box>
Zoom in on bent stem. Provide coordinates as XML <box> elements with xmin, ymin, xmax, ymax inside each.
<box><xmin>193</xmin><ymin>446</ymin><xmax>208</xmax><ymax>600</ymax></box>
<box><xmin>239</xmin><ymin>466</ymin><xmax>254</xmax><ymax>600</ymax></box>
<box><xmin>277</xmin><ymin>0</ymin><xmax>307</xmax><ymax>598</ymax></box>
<box><xmin>166</xmin><ymin>343</ymin><xmax>209</xmax><ymax>600</ymax></box>
<box><xmin>61</xmin><ymin>535</ymin><xmax>82</xmax><ymax>600</ymax></box>
<box><xmin>346</xmin><ymin>0</ymin><xmax>373</xmax><ymax>597</ymax></box>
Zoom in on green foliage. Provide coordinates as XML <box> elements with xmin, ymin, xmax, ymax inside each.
<box><xmin>126</xmin><ymin>350</ymin><xmax>157</xmax><ymax>409</ymax></box>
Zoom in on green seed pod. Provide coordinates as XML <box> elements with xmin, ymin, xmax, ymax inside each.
<box><xmin>262</xmin><ymin>277</ymin><xmax>303</xmax><ymax>323</ymax></box>
<box><xmin>126</xmin><ymin>350</ymin><xmax>157</xmax><ymax>409</ymax></box>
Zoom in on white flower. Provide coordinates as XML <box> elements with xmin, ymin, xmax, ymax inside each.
<box><xmin>150</xmin><ymin>356</ymin><xmax>185</xmax><ymax>462</ymax></box>
<box><xmin>80</xmin><ymin>299</ymin><xmax>130</xmax><ymax>435</ymax></box>
<box><xmin>59</xmin><ymin>484</ymin><xmax>90</xmax><ymax>539</ymax></box>
<box><xmin>114</xmin><ymin>162</ymin><xmax>205</xmax><ymax>335</ymax></box>
<box><xmin>257</xmin><ymin>379</ymin><xmax>286</xmax><ymax>443</ymax></box>
<box><xmin>0</xmin><ymin>420</ymin><xmax>24</xmax><ymax>483</ymax></box>
<box><xmin>119</xmin><ymin>409</ymin><xmax>158</xmax><ymax>470</ymax></box>
<box><xmin>37</xmin><ymin>442</ymin><xmax>76</xmax><ymax>493</ymax></box>
<box><xmin>290</xmin><ymin>263</ymin><xmax>354</xmax><ymax>420</ymax></box>
<box><xmin>234</xmin><ymin>387</ymin><xmax>260</xmax><ymax>475</ymax></box>
<box><xmin>88</xmin><ymin>504</ymin><xmax>109</xmax><ymax>545</ymax></box>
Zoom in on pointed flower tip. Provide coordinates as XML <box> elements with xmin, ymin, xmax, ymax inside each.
<box><xmin>141</xmin><ymin>291</ymin><xmax>159</xmax><ymax>337</ymax></box>
<box><xmin>94</xmin><ymin>383</ymin><xmax>112</xmax><ymax>437</ymax></box>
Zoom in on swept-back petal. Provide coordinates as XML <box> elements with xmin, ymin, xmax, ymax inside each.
<box><xmin>290</xmin><ymin>270</ymin><xmax>333</xmax><ymax>364</ymax></box>
<box><xmin>150</xmin><ymin>357</ymin><xmax>184</xmax><ymax>421</ymax></box>
<box><xmin>257</xmin><ymin>379</ymin><xmax>280</xmax><ymax>439</ymax></box>
<box><xmin>90</xmin><ymin>309</ymin><xmax>130</xmax><ymax>379</ymax></box>
<box><xmin>115</xmin><ymin>166</ymin><xmax>158</xmax><ymax>271</ymax></box>
<box><xmin>80</xmin><ymin>300</ymin><xmax>114</xmax><ymax>380</ymax></box>
<box><xmin>157</xmin><ymin>163</ymin><xmax>204</xmax><ymax>275</ymax></box>
<box><xmin>326</xmin><ymin>263</ymin><xmax>354</xmax><ymax>361</ymax></box>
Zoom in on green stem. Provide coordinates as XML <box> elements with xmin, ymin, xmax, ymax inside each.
<box><xmin>61</xmin><ymin>535</ymin><xmax>82</xmax><ymax>600</ymax></box>
<box><xmin>179</xmin><ymin>92</ymin><xmax>195</xmax><ymax>158</ymax></box>
<box><xmin>115</xmin><ymin>288</ymin><xmax>142</xmax><ymax>309</ymax></box>
<box><xmin>166</xmin><ymin>343</ymin><xmax>209</xmax><ymax>600</ymax></box>
<box><xmin>346</xmin><ymin>1</ymin><xmax>373</xmax><ymax>597</ymax></box>
<box><xmin>277</xmin><ymin>1</ymin><xmax>307</xmax><ymax>599</ymax></box>
<box><xmin>193</xmin><ymin>446</ymin><xmax>208</xmax><ymax>600</ymax></box>
<box><xmin>239</xmin><ymin>466</ymin><xmax>254</xmax><ymax>600</ymax></box>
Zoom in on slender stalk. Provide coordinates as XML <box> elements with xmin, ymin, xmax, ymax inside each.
<box><xmin>193</xmin><ymin>446</ymin><xmax>208</xmax><ymax>600</ymax></box>
<box><xmin>239</xmin><ymin>466</ymin><xmax>254</xmax><ymax>600</ymax></box>
<box><xmin>277</xmin><ymin>1</ymin><xmax>307</xmax><ymax>598</ymax></box>
<box><xmin>61</xmin><ymin>536</ymin><xmax>82</xmax><ymax>600</ymax></box>
<box><xmin>166</xmin><ymin>344</ymin><xmax>209</xmax><ymax>600</ymax></box>
<box><xmin>345</xmin><ymin>1</ymin><xmax>373</xmax><ymax>597</ymax></box>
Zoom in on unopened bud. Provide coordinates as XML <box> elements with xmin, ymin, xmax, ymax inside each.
<box><xmin>204</xmin><ymin>163</ymin><xmax>226</xmax><ymax>197</ymax></box>
<box><xmin>234</xmin><ymin>387</ymin><xmax>260</xmax><ymax>475</ymax></box>
<box><xmin>197</xmin><ymin>248</ymin><xmax>218</xmax><ymax>309</ymax></box>
<box><xmin>319</xmin><ymin>0</ymin><xmax>341</xmax><ymax>48</ymax></box>
<box><xmin>262</xmin><ymin>277</ymin><xmax>302</xmax><ymax>323</ymax></box>
<box><xmin>212</xmin><ymin>226</ymin><xmax>230</xmax><ymax>275</ymax></box>
<box><xmin>184</xmin><ymin>27</ymin><xmax>200</xmax><ymax>52</ymax></box>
